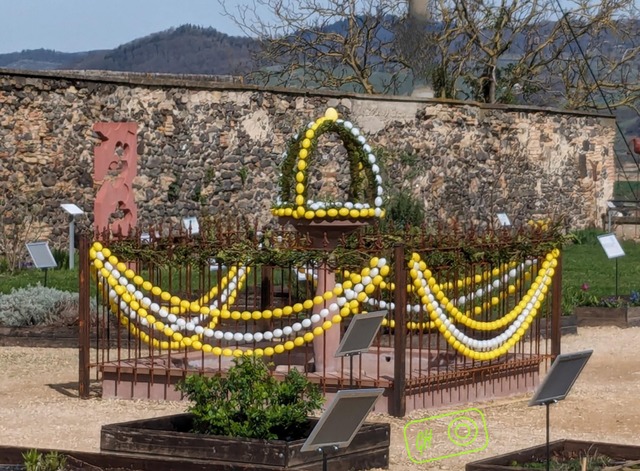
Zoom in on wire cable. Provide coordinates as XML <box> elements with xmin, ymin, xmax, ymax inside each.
<box><xmin>552</xmin><ymin>0</ymin><xmax>640</xmax><ymax>201</ymax></box>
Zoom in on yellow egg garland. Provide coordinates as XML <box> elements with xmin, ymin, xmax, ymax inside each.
<box><xmin>271</xmin><ymin>108</ymin><xmax>385</xmax><ymax>221</ymax></box>
<box><xmin>414</xmin><ymin>250</ymin><xmax>559</xmax><ymax>361</ymax></box>
<box><xmin>403</xmin><ymin>257</ymin><xmax>537</xmax><ymax>328</ymax></box>
<box><xmin>91</xmin><ymin>242</ymin><xmax>387</xmax><ymax>357</ymax></box>
<box><xmin>90</xmin><ymin>240</ymin><xmax>559</xmax><ymax>361</ymax></box>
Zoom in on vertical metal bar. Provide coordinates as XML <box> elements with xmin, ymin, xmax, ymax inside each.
<box><xmin>551</xmin><ymin>253</ymin><xmax>562</xmax><ymax>361</ymax></box>
<box><xmin>615</xmin><ymin>257</ymin><xmax>619</xmax><ymax>298</ymax></box>
<box><xmin>392</xmin><ymin>244</ymin><xmax>407</xmax><ymax>417</ymax></box>
<box><xmin>69</xmin><ymin>217</ymin><xmax>75</xmax><ymax>270</ymax></box>
<box><xmin>550</xmin><ymin>251</ymin><xmax>562</xmax><ymax>362</ymax></box>
<box><xmin>95</xmin><ymin>269</ymin><xmax>102</xmax><ymax>381</ymax></box>
<box><xmin>78</xmin><ymin>237</ymin><xmax>91</xmax><ymax>399</ymax></box>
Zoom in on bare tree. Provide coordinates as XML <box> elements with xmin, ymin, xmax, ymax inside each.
<box><xmin>221</xmin><ymin>0</ymin><xmax>640</xmax><ymax>111</ymax></box>
<box><xmin>394</xmin><ymin>1</ymin><xmax>474</xmax><ymax>99</ymax></box>
<box><xmin>219</xmin><ymin>0</ymin><xmax>421</xmax><ymax>94</ymax></box>
<box><xmin>426</xmin><ymin>0</ymin><xmax>640</xmax><ymax>110</ymax></box>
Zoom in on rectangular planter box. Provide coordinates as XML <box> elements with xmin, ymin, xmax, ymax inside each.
<box><xmin>575</xmin><ymin>306</ymin><xmax>640</xmax><ymax>328</ymax></box>
<box><xmin>101</xmin><ymin>413</ymin><xmax>390</xmax><ymax>471</ymax></box>
<box><xmin>539</xmin><ymin>314</ymin><xmax>577</xmax><ymax>338</ymax></box>
<box><xmin>465</xmin><ymin>439</ymin><xmax>640</xmax><ymax>470</ymax></box>
<box><xmin>0</xmin><ymin>444</ymin><xmax>232</xmax><ymax>471</ymax></box>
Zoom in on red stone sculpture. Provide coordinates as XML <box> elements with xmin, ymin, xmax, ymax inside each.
<box><xmin>93</xmin><ymin>123</ymin><xmax>138</xmax><ymax>237</ymax></box>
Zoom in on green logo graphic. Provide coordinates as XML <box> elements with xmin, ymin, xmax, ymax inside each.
<box><xmin>403</xmin><ymin>408</ymin><xmax>489</xmax><ymax>464</ymax></box>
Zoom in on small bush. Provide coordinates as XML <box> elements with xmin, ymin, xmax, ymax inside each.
<box><xmin>384</xmin><ymin>192</ymin><xmax>426</xmax><ymax>228</ymax></box>
<box><xmin>51</xmin><ymin>248</ymin><xmax>70</xmax><ymax>270</ymax></box>
<box><xmin>568</xmin><ymin>228</ymin><xmax>605</xmax><ymax>245</ymax></box>
<box><xmin>177</xmin><ymin>356</ymin><xmax>324</xmax><ymax>441</ymax></box>
<box><xmin>0</xmin><ymin>284</ymin><xmax>82</xmax><ymax>327</ymax></box>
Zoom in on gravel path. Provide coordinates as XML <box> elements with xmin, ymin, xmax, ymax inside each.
<box><xmin>1</xmin><ymin>326</ymin><xmax>639</xmax><ymax>470</ymax></box>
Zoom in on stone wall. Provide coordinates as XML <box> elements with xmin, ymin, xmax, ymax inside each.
<box><xmin>0</xmin><ymin>68</ymin><xmax>616</xmax><ymax>252</ymax></box>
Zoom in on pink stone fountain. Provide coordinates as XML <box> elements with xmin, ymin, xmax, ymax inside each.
<box><xmin>273</xmin><ymin>107</ymin><xmax>385</xmax><ymax>373</ymax></box>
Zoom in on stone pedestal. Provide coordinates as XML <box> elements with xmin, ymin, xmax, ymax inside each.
<box><xmin>279</xmin><ymin>217</ymin><xmax>369</xmax><ymax>373</ymax></box>
<box><xmin>312</xmin><ymin>261</ymin><xmax>339</xmax><ymax>373</ymax></box>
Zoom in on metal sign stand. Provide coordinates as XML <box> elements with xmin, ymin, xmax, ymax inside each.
<box><xmin>334</xmin><ymin>310</ymin><xmax>387</xmax><ymax>388</ymax></box>
<box><xmin>497</xmin><ymin>212</ymin><xmax>511</xmax><ymax>227</ymax></box>
<box><xmin>25</xmin><ymin>241</ymin><xmax>58</xmax><ymax>287</ymax></box>
<box><xmin>60</xmin><ymin>203</ymin><xmax>84</xmax><ymax>270</ymax></box>
<box><xmin>182</xmin><ymin>217</ymin><xmax>200</xmax><ymax>235</ymax></box>
<box><xmin>528</xmin><ymin>350</ymin><xmax>593</xmax><ymax>471</ymax></box>
<box><xmin>300</xmin><ymin>388</ymin><xmax>385</xmax><ymax>471</ymax></box>
<box><xmin>597</xmin><ymin>234</ymin><xmax>625</xmax><ymax>297</ymax></box>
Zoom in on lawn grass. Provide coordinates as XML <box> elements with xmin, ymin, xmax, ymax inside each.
<box><xmin>562</xmin><ymin>230</ymin><xmax>640</xmax><ymax>299</ymax></box>
<box><xmin>0</xmin><ymin>267</ymin><xmax>79</xmax><ymax>294</ymax></box>
<box><xmin>0</xmin><ymin>264</ymin><xmax>308</xmax><ymax>299</ymax></box>
<box><xmin>614</xmin><ymin>179</ymin><xmax>640</xmax><ymax>200</ymax></box>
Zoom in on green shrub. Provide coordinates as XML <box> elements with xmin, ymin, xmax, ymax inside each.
<box><xmin>568</xmin><ymin>228</ymin><xmax>606</xmax><ymax>245</ymax></box>
<box><xmin>384</xmin><ymin>192</ymin><xmax>426</xmax><ymax>228</ymax></box>
<box><xmin>177</xmin><ymin>356</ymin><xmax>324</xmax><ymax>440</ymax></box>
<box><xmin>51</xmin><ymin>248</ymin><xmax>70</xmax><ymax>270</ymax></box>
<box><xmin>0</xmin><ymin>284</ymin><xmax>82</xmax><ymax>327</ymax></box>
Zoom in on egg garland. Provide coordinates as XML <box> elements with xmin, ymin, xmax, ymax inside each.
<box><xmin>271</xmin><ymin>107</ymin><xmax>385</xmax><ymax>221</ymax></box>
<box><xmin>108</xmin><ymin>280</ymin><xmax>340</xmax><ymax>345</ymax></box>
<box><xmin>414</xmin><ymin>259</ymin><xmax>537</xmax><ymax>309</ymax></box>
<box><xmin>169</xmin><ymin>267</ymin><xmax>249</xmax><ymax>332</ymax></box>
<box><xmin>405</xmin><ymin>257</ymin><xmax>537</xmax><ymax>324</ymax></box>
<box><xmin>110</xmin><ymin>298</ymin><xmax>338</xmax><ymax>358</ymax></box>
<box><xmin>358</xmin><ymin>253</ymin><xmax>539</xmax><ymax>331</ymax></box>
<box><xmin>416</xmin><ymin>250</ymin><xmax>558</xmax><ymax>361</ymax></box>
<box><xmin>409</xmin><ymin>251</ymin><xmax>556</xmax><ymax>333</ymax></box>
<box><xmin>91</xmin><ymin>242</ymin><xmax>389</xmax><ymax>355</ymax></box>
<box><xmin>90</xmin><ymin>242</ymin><xmax>247</xmax><ymax>324</ymax></box>
<box><xmin>90</xmin><ymin>240</ymin><xmax>558</xmax><ymax>360</ymax></box>
<box><xmin>98</xmin><ymin>264</ymin><xmax>342</xmax><ymax>357</ymax></box>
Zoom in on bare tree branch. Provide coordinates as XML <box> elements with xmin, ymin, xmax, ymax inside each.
<box><xmin>219</xmin><ymin>0</ymin><xmax>421</xmax><ymax>94</ymax></box>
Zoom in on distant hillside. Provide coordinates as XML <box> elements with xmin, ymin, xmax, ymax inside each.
<box><xmin>0</xmin><ymin>48</ymin><xmax>90</xmax><ymax>70</ymax></box>
<box><xmin>2</xmin><ymin>22</ymin><xmax>639</xmax><ymax>161</ymax></box>
<box><xmin>66</xmin><ymin>25</ymin><xmax>257</xmax><ymax>76</ymax></box>
<box><xmin>0</xmin><ymin>25</ymin><xmax>257</xmax><ymax>76</ymax></box>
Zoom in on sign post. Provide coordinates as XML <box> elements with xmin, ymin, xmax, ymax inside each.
<box><xmin>335</xmin><ymin>310</ymin><xmax>387</xmax><ymax>388</ymax></box>
<box><xmin>597</xmin><ymin>233</ymin><xmax>625</xmax><ymax>297</ymax></box>
<box><xmin>25</xmin><ymin>241</ymin><xmax>58</xmax><ymax>287</ymax></box>
<box><xmin>300</xmin><ymin>388</ymin><xmax>385</xmax><ymax>471</ymax></box>
<box><xmin>529</xmin><ymin>350</ymin><xmax>593</xmax><ymax>471</ymax></box>
<box><xmin>60</xmin><ymin>203</ymin><xmax>84</xmax><ymax>270</ymax></box>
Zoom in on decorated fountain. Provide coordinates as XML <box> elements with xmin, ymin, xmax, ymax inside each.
<box><xmin>84</xmin><ymin>106</ymin><xmax>561</xmax><ymax>412</ymax></box>
<box><xmin>270</xmin><ymin>107</ymin><xmax>385</xmax><ymax>372</ymax></box>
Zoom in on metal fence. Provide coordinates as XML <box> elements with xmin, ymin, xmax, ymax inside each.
<box><xmin>78</xmin><ymin>220</ymin><xmax>561</xmax><ymax>416</ymax></box>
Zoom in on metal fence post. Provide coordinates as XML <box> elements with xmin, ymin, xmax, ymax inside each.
<box><xmin>551</xmin><ymin>250</ymin><xmax>563</xmax><ymax>361</ymax></box>
<box><xmin>78</xmin><ymin>236</ymin><xmax>91</xmax><ymax>398</ymax></box>
<box><xmin>392</xmin><ymin>244</ymin><xmax>407</xmax><ymax>417</ymax></box>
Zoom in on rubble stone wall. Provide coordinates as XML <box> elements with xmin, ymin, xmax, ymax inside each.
<box><xmin>0</xmin><ymin>69</ymin><xmax>616</xmax><ymax>251</ymax></box>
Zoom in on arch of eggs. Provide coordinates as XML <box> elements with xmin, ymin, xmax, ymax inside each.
<box><xmin>270</xmin><ymin>107</ymin><xmax>385</xmax><ymax>221</ymax></box>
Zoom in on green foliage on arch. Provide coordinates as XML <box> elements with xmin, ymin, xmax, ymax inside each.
<box><xmin>278</xmin><ymin>119</ymin><xmax>376</xmax><ymax>206</ymax></box>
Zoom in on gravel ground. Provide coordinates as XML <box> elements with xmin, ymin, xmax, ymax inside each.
<box><xmin>1</xmin><ymin>326</ymin><xmax>639</xmax><ymax>470</ymax></box>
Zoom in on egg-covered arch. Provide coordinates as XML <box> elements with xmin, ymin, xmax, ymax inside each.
<box><xmin>271</xmin><ymin>108</ymin><xmax>385</xmax><ymax>221</ymax></box>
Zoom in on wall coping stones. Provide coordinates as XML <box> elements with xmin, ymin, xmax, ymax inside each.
<box><xmin>0</xmin><ymin>67</ymin><xmax>615</xmax><ymax>121</ymax></box>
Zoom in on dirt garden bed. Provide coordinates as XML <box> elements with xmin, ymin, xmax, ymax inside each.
<box><xmin>1</xmin><ymin>326</ymin><xmax>640</xmax><ymax>471</ymax></box>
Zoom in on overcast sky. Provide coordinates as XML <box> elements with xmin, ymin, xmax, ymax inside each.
<box><xmin>0</xmin><ymin>0</ymin><xmax>255</xmax><ymax>54</ymax></box>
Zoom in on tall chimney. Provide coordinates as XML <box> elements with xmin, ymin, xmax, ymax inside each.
<box><xmin>408</xmin><ymin>0</ymin><xmax>429</xmax><ymax>21</ymax></box>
